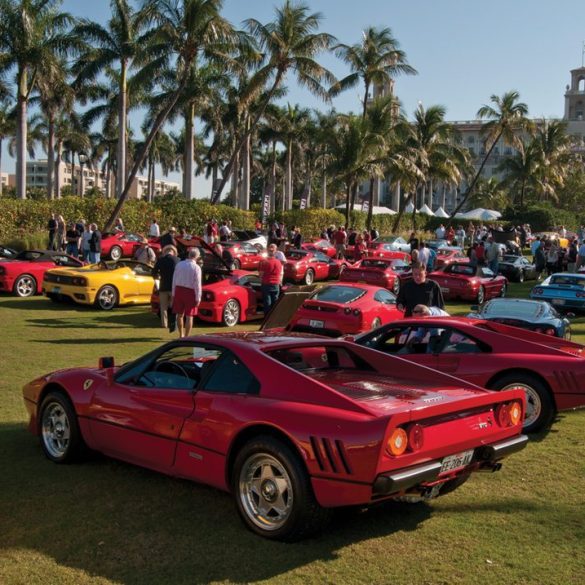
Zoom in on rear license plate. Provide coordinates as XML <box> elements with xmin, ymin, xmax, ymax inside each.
<box><xmin>552</xmin><ymin>298</ymin><xmax>565</xmax><ymax>305</ymax></box>
<box><xmin>52</xmin><ymin>286</ymin><xmax>61</xmax><ymax>294</ymax></box>
<box><xmin>440</xmin><ymin>450</ymin><xmax>474</xmax><ymax>473</ymax></box>
<box><xmin>440</xmin><ymin>287</ymin><xmax>450</xmax><ymax>293</ymax></box>
<box><xmin>309</xmin><ymin>319</ymin><xmax>324</xmax><ymax>328</ymax></box>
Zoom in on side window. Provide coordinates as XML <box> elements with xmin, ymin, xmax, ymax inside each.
<box><xmin>201</xmin><ymin>351</ymin><xmax>260</xmax><ymax>394</ymax></box>
<box><xmin>439</xmin><ymin>330</ymin><xmax>483</xmax><ymax>354</ymax></box>
<box><xmin>373</xmin><ymin>289</ymin><xmax>396</xmax><ymax>305</ymax></box>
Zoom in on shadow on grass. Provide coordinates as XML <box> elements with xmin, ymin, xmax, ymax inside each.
<box><xmin>2</xmin><ymin>422</ymin><xmax>435</xmax><ymax>585</ymax></box>
<box><xmin>36</xmin><ymin>337</ymin><xmax>162</xmax><ymax>344</ymax></box>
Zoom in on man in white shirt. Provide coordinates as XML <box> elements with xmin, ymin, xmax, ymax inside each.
<box><xmin>435</xmin><ymin>224</ymin><xmax>445</xmax><ymax>240</ymax></box>
<box><xmin>172</xmin><ymin>248</ymin><xmax>202</xmax><ymax>337</ymax></box>
<box><xmin>149</xmin><ymin>219</ymin><xmax>160</xmax><ymax>238</ymax></box>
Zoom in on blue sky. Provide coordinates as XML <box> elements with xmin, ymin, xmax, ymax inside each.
<box><xmin>3</xmin><ymin>0</ymin><xmax>585</xmax><ymax>193</ymax></box>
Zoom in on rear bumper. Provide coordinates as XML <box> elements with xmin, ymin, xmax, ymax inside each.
<box><xmin>372</xmin><ymin>434</ymin><xmax>528</xmax><ymax>496</ymax></box>
<box><xmin>42</xmin><ymin>284</ymin><xmax>95</xmax><ymax>305</ymax></box>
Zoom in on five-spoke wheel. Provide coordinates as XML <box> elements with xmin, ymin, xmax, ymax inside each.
<box><xmin>14</xmin><ymin>274</ymin><xmax>36</xmax><ymax>297</ymax></box>
<box><xmin>95</xmin><ymin>285</ymin><xmax>118</xmax><ymax>310</ymax></box>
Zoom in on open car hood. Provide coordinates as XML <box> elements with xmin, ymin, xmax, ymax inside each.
<box><xmin>260</xmin><ymin>284</ymin><xmax>320</xmax><ymax>330</ymax></box>
<box><xmin>175</xmin><ymin>235</ymin><xmax>232</xmax><ymax>271</ymax></box>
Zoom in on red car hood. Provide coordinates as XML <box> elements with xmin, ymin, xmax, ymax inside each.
<box><xmin>308</xmin><ymin>370</ymin><xmax>482</xmax><ymax>416</ymax></box>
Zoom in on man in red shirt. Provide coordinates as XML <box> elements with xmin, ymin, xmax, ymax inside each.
<box><xmin>333</xmin><ymin>226</ymin><xmax>347</xmax><ymax>259</ymax></box>
<box><xmin>259</xmin><ymin>244</ymin><xmax>283</xmax><ymax>313</ymax></box>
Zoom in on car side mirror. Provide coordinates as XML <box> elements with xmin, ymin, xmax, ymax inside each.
<box><xmin>99</xmin><ymin>356</ymin><xmax>115</xmax><ymax>368</ymax></box>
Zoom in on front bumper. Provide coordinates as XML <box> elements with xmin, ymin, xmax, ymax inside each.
<box><xmin>372</xmin><ymin>434</ymin><xmax>528</xmax><ymax>496</ymax></box>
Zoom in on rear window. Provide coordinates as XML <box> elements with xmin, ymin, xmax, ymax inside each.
<box><xmin>483</xmin><ymin>300</ymin><xmax>542</xmax><ymax>319</ymax></box>
<box><xmin>286</xmin><ymin>251</ymin><xmax>308</xmax><ymax>260</ymax></box>
<box><xmin>312</xmin><ymin>286</ymin><xmax>366</xmax><ymax>304</ymax></box>
<box><xmin>550</xmin><ymin>276</ymin><xmax>585</xmax><ymax>287</ymax></box>
<box><xmin>448</xmin><ymin>265</ymin><xmax>475</xmax><ymax>276</ymax></box>
<box><xmin>361</xmin><ymin>259</ymin><xmax>392</xmax><ymax>269</ymax></box>
<box><xmin>267</xmin><ymin>346</ymin><xmax>367</xmax><ymax>372</ymax></box>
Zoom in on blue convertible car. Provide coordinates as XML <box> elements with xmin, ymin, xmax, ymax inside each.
<box><xmin>530</xmin><ymin>273</ymin><xmax>585</xmax><ymax>312</ymax></box>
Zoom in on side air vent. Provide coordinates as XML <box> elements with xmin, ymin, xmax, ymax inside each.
<box><xmin>310</xmin><ymin>436</ymin><xmax>352</xmax><ymax>474</ymax></box>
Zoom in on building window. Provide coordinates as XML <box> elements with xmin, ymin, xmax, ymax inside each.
<box><xmin>467</xmin><ymin>135</ymin><xmax>475</xmax><ymax>144</ymax></box>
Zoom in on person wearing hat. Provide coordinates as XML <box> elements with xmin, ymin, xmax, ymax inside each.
<box><xmin>133</xmin><ymin>238</ymin><xmax>156</xmax><ymax>266</ymax></box>
<box><xmin>160</xmin><ymin>227</ymin><xmax>177</xmax><ymax>248</ymax></box>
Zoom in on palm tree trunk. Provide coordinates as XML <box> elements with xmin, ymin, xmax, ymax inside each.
<box><xmin>54</xmin><ymin>142</ymin><xmax>62</xmax><ymax>199</ymax></box>
<box><xmin>184</xmin><ymin>104</ymin><xmax>194</xmax><ymax>199</ymax></box>
<box><xmin>321</xmin><ymin>160</ymin><xmax>327</xmax><ymax>208</ymax></box>
<box><xmin>79</xmin><ymin>155</ymin><xmax>85</xmax><ymax>197</ymax></box>
<box><xmin>344</xmin><ymin>183</ymin><xmax>351</xmax><ymax>227</ymax></box>
<box><xmin>231</xmin><ymin>147</ymin><xmax>240</xmax><ymax>208</ymax></box>
<box><xmin>105</xmin><ymin>158</ymin><xmax>112</xmax><ymax>199</ymax></box>
<box><xmin>116</xmin><ymin>59</ymin><xmax>128</xmax><ymax>199</ymax></box>
<box><xmin>286</xmin><ymin>140</ymin><xmax>293</xmax><ymax>210</ymax></box>
<box><xmin>391</xmin><ymin>191</ymin><xmax>414</xmax><ymax>233</ymax></box>
<box><xmin>16</xmin><ymin>71</ymin><xmax>28</xmax><ymax>200</ymax></box>
<box><xmin>211</xmin><ymin>70</ymin><xmax>285</xmax><ymax>203</ymax></box>
<box><xmin>271</xmin><ymin>141</ymin><xmax>277</xmax><ymax>214</ymax></box>
<box><xmin>450</xmin><ymin>129</ymin><xmax>503</xmax><ymax>220</ymax></box>
<box><xmin>367</xmin><ymin>177</ymin><xmax>375</xmax><ymax>231</ymax></box>
<box><xmin>210</xmin><ymin>165</ymin><xmax>218</xmax><ymax>199</ymax></box>
<box><xmin>241</xmin><ymin>119</ymin><xmax>251</xmax><ymax>210</ymax></box>
<box><xmin>47</xmin><ymin>113</ymin><xmax>55</xmax><ymax>200</ymax></box>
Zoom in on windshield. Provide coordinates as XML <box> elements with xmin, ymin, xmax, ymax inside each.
<box><xmin>482</xmin><ymin>300</ymin><xmax>542</xmax><ymax>319</ymax></box>
<box><xmin>550</xmin><ymin>275</ymin><xmax>585</xmax><ymax>287</ymax></box>
<box><xmin>312</xmin><ymin>286</ymin><xmax>366</xmax><ymax>304</ymax></box>
<box><xmin>448</xmin><ymin>265</ymin><xmax>476</xmax><ymax>276</ymax></box>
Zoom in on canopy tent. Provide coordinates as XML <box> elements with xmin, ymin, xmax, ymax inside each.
<box><xmin>335</xmin><ymin>203</ymin><xmax>396</xmax><ymax>215</ymax></box>
<box><xmin>434</xmin><ymin>207</ymin><xmax>450</xmax><ymax>218</ymax></box>
<box><xmin>418</xmin><ymin>204</ymin><xmax>435</xmax><ymax>216</ymax></box>
<box><xmin>404</xmin><ymin>201</ymin><xmax>415</xmax><ymax>213</ymax></box>
<box><xmin>454</xmin><ymin>208</ymin><xmax>502</xmax><ymax>221</ymax></box>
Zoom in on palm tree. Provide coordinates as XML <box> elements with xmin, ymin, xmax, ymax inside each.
<box><xmin>497</xmin><ymin>141</ymin><xmax>539</xmax><ymax>207</ymax></box>
<box><xmin>210</xmin><ymin>0</ymin><xmax>336</xmax><ymax>203</ymax></box>
<box><xmin>0</xmin><ymin>0</ymin><xmax>77</xmax><ymax>199</ymax></box>
<box><xmin>103</xmin><ymin>0</ymin><xmax>235</xmax><ymax>230</ymax></box>
<box><xmin>331</xmin><ymin>26</ymin><xmax>416</xmax><ymax>119</ymax></box>
<box><xmin>450</xmin><ymin>90</ymin><xmax>530</xmax><ymax>217</ymax></box>
<box><xmin>73</xmin><ymin>0</ymin><xmax>160</xmax><ymax>200</ymax></box>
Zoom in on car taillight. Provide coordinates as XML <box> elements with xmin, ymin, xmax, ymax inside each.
<box><xmin>532</xmin><ymin>288</ymin><xmax>543</xmax><ymax>295</ymax></box>
<box><xmin>495</xmin><ymin>401</ymin><xmax>523</xmax><ymax>427</ymax></box>
<box><xmin>203</xmin><ymin>291</ymin><xmax>214</xmax><ymax>302</ymax></box>
<box><xmin>387</xmin><ymin>427</ymin><xmax>408</xmax><ymax>456</ymax></box>
<box><xmin>407</xmin><ymin>424</ymin><xmax>424</xmax><ymax>452</ymax></box>
<box><xmin>72</xmin><ymin>277</ymin><xmax>87</xmax><ymax>286</ymax></box>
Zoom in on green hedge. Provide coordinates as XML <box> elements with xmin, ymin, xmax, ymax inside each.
<box><xmin>501</xmin><ymin>205</ymin><xmax>582</xmax><ymax>232</ymax></box>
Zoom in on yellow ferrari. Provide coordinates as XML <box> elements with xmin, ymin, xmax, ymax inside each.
<box><xmin>42</xmin><ymin>260</ymin><xmax>154</xmax><ymax>310</ymax></box>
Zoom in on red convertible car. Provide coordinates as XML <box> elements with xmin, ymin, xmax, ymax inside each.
<box><xmin>430</xmin><ymin>263</ymin><xmax>507</xmax><ymax>304</ymax></box>
<box><xmin>339</xmin><ymin>258</ymin><xmax>412</xmax><ymax>294</ymax></box>
<box><xmin>0</xmin><ymin>250</ymin><xmax>83</xmax><ymax>297</ymax></box>
<box><xmin>283</xmin><ymin>250</ymin><xmax>353</xmax><ymax>285</ymax></box>
<box><xmin>287</xmin><ymin>283</ymin><xmax>404</xmax><ymax>336</ymax></box>
<box><xmin>364</xmin><ymin>242</ymin><xmax>411</xmax><ymax>262</ymax></box>
<box><xmin>101</xmin><ymin>232</ymin><xmax>161</xmax><ymax>261</ymax></box>
<box><xmin>23</xmin><ymin>333</ymin><xmax>527</xmax><ymax>540</ymax></box>
<box><xmin>152</xmin><ymin>270</ymin><xmax>264</xmax><ymax>326</ymax></box>
<box><xmin>354</xmin><ymin>316</ymin><xmax>585</xmax><ymax>432</ymax></box>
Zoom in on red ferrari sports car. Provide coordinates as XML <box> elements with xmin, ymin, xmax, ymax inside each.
<box><xmin>101</xmin><ymin>232</ymin><xmax>161</xmax><ymax>261</ymax></box>
<box><xmin>283</xmin><ymin>250</ymin><xmax>353</xmax><ymax>285</ymax></box>
<box><xmin>339</xmin><ymin>258</ymin><xmax>412</xmax><ymax>295</ymax></box>
<box><xmin>354</xmin><ymin>316</ymin><xmax>585</xmax><ymax>432</ymax></box>
<box><xmin>363</xmin><ymin>242</ymin><xmax>411</xmax><ymax>263</ymax></box>
<box><xmin>434</xmin><ymin>247</ymin><xmax>470</xmax><ymax>269</ymax></box>
<box><xmin>287</xmin><ymin>283</ymin><xmax>404</xmax><ymax>336</ymax></box>
<box><xmin>220</xmin><ymin>241</ymin><xmax>266</xmax><ymax>270</ymax></box>
<box><xmin>430</xmin><ymin>263</ymin><xmax>507</xmax><ymax>304</ymax></box>
<box><xmin>301</xmin><ymin>239</ymin><xmax>337</xmax><ymax>258</ymax></box>
<box><xmin>23</xmin><ymin>333</ymin><xmax>527</xmax><ymax>540</ymax></box>
<box><xmin>152</xmin><ymin>270</ymin><xmax>264</xmax><ymax>326</ymax></box>
<box><xmin>0</xmin><ymin>250</ymin><xmax>83</xmax><ymax>297</ymax></box>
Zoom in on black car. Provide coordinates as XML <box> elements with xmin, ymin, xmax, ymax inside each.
<box><xmin>498</xmin><ymin>255</ymin><xmax>538</xmax><ymax>283</ymax></box>
<box><xmin>467</xmin><ymin>298</ymin><xmax>571</xmax><ymax>339</ymax></box>
<box><xmin>0</xmin><ymin>245</ymin><xmax>18</xmax><ymax>259</ymax></box>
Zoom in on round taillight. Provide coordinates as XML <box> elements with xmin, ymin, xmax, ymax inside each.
<box><xmin>509</xmin><ymin>401</ymin><xmax>523</xmax><ymax>426</ymax></box>
<box><xmin>344</xmin><ymin>307</ymin><xmax>352</xmax><ymax>315</ymax></box>
<box><xmin>533</xmin><ymin>288</ymin><xmax>543</xmax><ymax>296</ymax></box>
<box><xmin>407</xmin><ymin>424</ymin><xmax>424</xmax><ymax>451</ymax></box>
<box><xmin>495</xmin><ymin>403</ymin><xmax>511</xmax><ymax>427</ymax></box>
<box><xmin>353</xmin><ymin>308</ymin><xmax>361</xmax><ymax>316</ymax></box>
<box><xmin>387</xmin><ymin>428</ymin><xmax>408</xmax><ymax>456</ymax></box>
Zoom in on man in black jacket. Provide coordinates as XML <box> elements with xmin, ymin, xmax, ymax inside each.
<box><xmin>152</xmin><ymin>245</ymin><xmax>180</xmax><ymax>329</ymax></box>
<box><xmin>88</xmin><ymin>224</ymin><xmax>102</xmax><ymax>264</ymax></box>
<box><xmin>396</xmin><ymin>262</ymin><xmax>445</xmax><ymax>317</ymax></box>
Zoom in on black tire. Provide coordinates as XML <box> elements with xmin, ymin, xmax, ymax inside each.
<box><xmin>14</xmin><ymin>274</ymin><xmax>37</xmax><ymax>297</ymax></box>
<box><xmin>477</xmin><ymin>285</ymin><xmax>485</xmax><ymax>304</ymax></box>
<box><xmin>517</xmin><ymin>270</ymin><xmax>525</xmax><ymax>283</ymax></box>
<box><xmin>232</xmin><ymin>436</ymin><xmax>332</xmax><ymax>541</ymax></box>
<box><xmin>46</xmin><ymin>293</ymin><xmax>62</xmax><ymax>303</ymax></box>
<box><xmin>95</xmin><ymin>285</ymin><xmax>119</xmax><ymax>310</ymax></box>
<box><xmin>109</xmin><ymin>245</ymin><xmax>123</xmax><ymax>261</ymax></box>
<box><xmin>39</xmin><ymin>391</ymin><xmax>86</xmax><ymax>463</ymax></box>
<box><xmin>232</xmin><ymin>258</ymin><xmax>241</xmax><ymax>270</ymax></box>
<box><xmin>499</xmin><ymin>283</ymin><xmax>507</xmax><ymax>298</ymax></box>
<box><xmin>222</xmin><ymin>298</ymin><xmax>240</xmax><ymax>327</ymax></box>
<box><xmin>304</xmin><ymin>269</ymin><xmax>315</xmax><ymax>286</ymax></box>
<box><xmin>490</xmin><ymin>373</ymin><xmax>555</xmax><ymax>433</ymax></box>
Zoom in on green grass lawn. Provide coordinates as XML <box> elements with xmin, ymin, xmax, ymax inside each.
<box><xmin>1</xmin><ymin>287</ymin><xmax>585</xmax><ymax>585</ymax></box>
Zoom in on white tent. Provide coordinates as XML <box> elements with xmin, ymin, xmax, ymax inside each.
<box><xmin>418</xmin><ymin>204</ymin><xmax>435</xmax><ymax>216</ymax></box>
<box><xmin>454</xmin><ymin>208</ymin><xmax>502</xmax><ymax>221</ymax></box>
<box><xmin>334</xmin><ymin>203</ymin><xmax>396</xmax><ymax>215</ymax></box>
<box><xmin>434</xmin><ymin>207</ymin><xmax>450</xmax><ymax>218</ymax></box>
<box><xmin>404</xmin><ymin>201</ymin><xmax>415</xmax><ymax>213</ymax></box>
